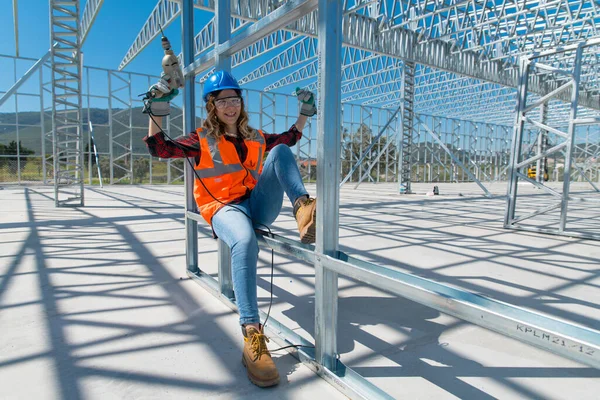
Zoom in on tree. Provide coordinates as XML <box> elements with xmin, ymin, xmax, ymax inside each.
<box><xmin>341</xmin><ymin>123</ymin><xmax>397</xmax><ymax>182</ymax></box>
<box><xmin>0</xmin><ymin>141</ymin><xmax>35</xmax><ymax>174</ymax></box>
<box><xmin>133</xmin><ymin>158</ymin><xmax>149</xmax><ymax>183</ymax></box>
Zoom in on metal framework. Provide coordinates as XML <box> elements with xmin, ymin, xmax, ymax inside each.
<box><xmin>399</xmin><ymin>61</ymin><xmax>415</xmax><ymax>193</ymax></box>
<box><xmin>3</xmin><ymin>53</ymin><xmax>532</xmax><ymax>189</ymax></box>
<box><xmin>110</xmin><ymin>0</ymin><xmax>600</xmax><ymax>197</ymax></box>
<box><xmin>506</xmin><ymin>38</ymin><xmax>600</xmax><ymax>241</ymax></box>
<box><xmin>3</xmin><ymin>1</ymin><xmax>600</xmax><ymax>395</ymax></box>
<box><xmin>171</xmin><ymin>1</ymin><xmax>600</xmax><ymax>398</ymax></box>
<box><xmin>50</xmin><ymin>0</ymin><xmax>84</xmax><ymax>206</ymax></box>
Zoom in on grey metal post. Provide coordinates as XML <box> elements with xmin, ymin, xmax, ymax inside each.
<box><xmin>315</xmin><ymin>0</ymin><xmax>342</xmax><ymax>373</ymax></box>
<box><xmin>40</xmin><ymin>66</ymin><xmax>47</xmax><ymax>184</ymax></box>
<box><xmin>505</xmin><ymin>57</ymin><xmax>529</xmax><ymax>226</ymax></box>
<box><xmin>128</xmin><ymin>78</ymin><xmax>133</xmax><ymax>184</ymax></box>
<box><xmin>218</xmin><ymin>240</ymin><xmax>234</xmax><ymax>300</ymax></box>
<box><xmin>559</xmin><ymin>45</ymin><xmax>583</xmax><ymax>232</ymax></box>
<box><xmin>108</xmin><ymin>71</ymin><xmax>114</xmax><ymax>184</ymax></box>
<box><xmin>215</xmin><ymin>0</ymin><xmax>234</xmax><ymax>298</ymax></box>
<box><xmin>87</xmin><ymin>71</ymin><xmax>92</xmax><ymax>184</ymax></box>
<box><xmin>15</xmin><ymin>62</ymin><xmax>21</xmax><ymax>184</ymax></box>
<box><xmin>399</xmin><ymin>62</ymin><xmax>415</xmax><ymax>193</ymax></box>
<box><xmin>182</xmin><ymin>0</ymin><xmax>198</xmax><ymax>273</ymax></box>
<box><xmin>536</xmin><ymin>103</ymin><xmax>548</xmax><ymax>182</ymax></box>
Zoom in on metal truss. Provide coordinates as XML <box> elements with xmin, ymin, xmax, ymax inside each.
<box><xmin>113</xmin><ymin>0</ymin><xmax>600</xmax><ymax>139</ymax></box>
<box><xmin>80</xmin><ymin>0</ymin><xmax>104</xmax><ymax>45</ymax></box>
<box><xmin>506</xmin><ymin>39</ymin><xmax>600</xmax><ymax>241</ymax></box>
<box><xmin>4</xmin><ymin>53</ymin><xmax>593</xmax><ymax>189</ymax></box>
<box><xmin>342</xmin><ymin>71</ymin><xmax>404</xmax><ymax>101</ymax></box>
<box><xmin>50</xmin><ymin>0</ymin><xmax>84</xmax><ymax>207</ymax></box>
<box><xmin>399</xmin><ymin>61</ymin><xmax>416</xmax><ymax>193</ymax></box>
<box><xmin>265</xmin><ymin>48</ymin><xmax>382</xmax><ymax>92</ymax></box>
<box><xmin>238</xmin><ymin>36</ymin><xmax>318</xmax><ymax>85</ymax></box>
<box><xmin>171</xmin><ymin>4</ymin><xmax>600</xmax><ymax>399</ymax></box>
<box><xmin>119</xmin><ymin>0</ymin><xmax>181</xmax><ymax>71</ymax></box>
<box><xmin>193</xmin><ymin>16</ymin><xmax>252</xmax><ymax>57</ymax></box>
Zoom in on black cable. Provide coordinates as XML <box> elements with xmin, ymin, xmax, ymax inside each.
<box><xmin>147</xmin><ymin>112</ymin><xmax>311</xmax><ymax>350</ymax></box>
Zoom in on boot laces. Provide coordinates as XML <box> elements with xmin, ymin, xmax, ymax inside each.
<box><xmin>249</xmin><ymin>331</ymin><xmax>271</xmax><ymax>361</ymax></box>
<box><xmin>294</xmin><ymin>197</ymin><xmax>315</xmax><ymax>218</ymax></box>
<box><xmin>303</xmin><ymin>198</ymin><xmax>315</xmax><ymax>208</ymax></box>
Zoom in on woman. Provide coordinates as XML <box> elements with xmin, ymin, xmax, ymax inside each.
<box><xmin>143</xmin><ymin>70</ymin><xmax>317</xmax><ymax>388</ymax></box>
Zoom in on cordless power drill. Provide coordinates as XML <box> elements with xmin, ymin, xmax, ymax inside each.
<box><xmin>152</xmin><ymin>27</ymin><xmax>185</xmax><ymax>98</ymax></box>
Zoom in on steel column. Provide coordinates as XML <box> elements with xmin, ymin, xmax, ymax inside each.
<box><xmin>505</xmin><ymin>56</ymin><xmax>529</xmax><ymax>226</ymax></box>
<box><xmin>50</xmin><ymin>0</ymin><xmax>84</xmax><ymax>206</ymax></box>
<box><xmin>399</xmin><ymin>62</ymin><xmax>415</xmax><ymax>193</ymax></box>
<box><xmin>559</xmin><ymin>46</ymin><xmax>583</xmax><ymax>232</ymax></box>
<box><xmin>214</xmin><ymin>0</ymin><xmax>234</xmax><ymax>299</ymax></box>
<box><xmin>536</xmin><ymin>103</ymin><xmax>548</xmax><ymax>183</ymax></box>
<box><xmin>182</xmin><ymin>0</ymin><xmax>198</xmax><ymax>274</ymax></box>
<box><xmin>315</xmin><ymin>0</ymin><xmax>342</xmax><ymax>373</ymax></box>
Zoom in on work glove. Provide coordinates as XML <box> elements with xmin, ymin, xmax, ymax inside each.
<box><xmin>295</xmin><ymin>87</ymin><xmax>317</xmax><ymax>117</ymax></box>
<box><xmin>142</xmin><ymin>73</ymin><xmax>179</xmax><ymax>117</ymax></box>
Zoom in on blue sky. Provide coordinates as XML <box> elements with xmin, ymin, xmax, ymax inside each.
<box><xmin>0</xmin><ymin>1</ymin><xmax>309</xmax><ymax>115</ymax></box>
<box><xmin>0</xmin><ymin>1</ymin><xmax>206</xmax><ymax>75</ymax></box>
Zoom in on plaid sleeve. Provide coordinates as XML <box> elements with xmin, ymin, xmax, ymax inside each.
<box><xmin>263</xmin><ymin>124</ymin><xmax>303</xmax><ymax>151</ymax></box>
<box><xmin>144</xmin><ymin>131</ymin><xmax>201</xmax><ymax>159</ymax></box>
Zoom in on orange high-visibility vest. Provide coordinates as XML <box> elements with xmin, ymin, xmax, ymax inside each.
<box><xmin>193</xmin><ymin>128</ymin><xmax>266</xmax><ymax>224</ymax></box>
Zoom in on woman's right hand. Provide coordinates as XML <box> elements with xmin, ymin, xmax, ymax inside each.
<box><xmin>142</xmin><ymin>73</ymin><xmax>179</xmax><ymax>116</ymax></box>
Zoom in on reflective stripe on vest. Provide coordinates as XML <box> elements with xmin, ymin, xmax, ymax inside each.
<box><xmin>195</xmin><ymin>130</ymin><xmax>265</xmax><ymax>174</ymax></box>
<box><xmin>193</xmin><ymin>134</ymin><xmax>245</xmax><ymax>178</ymax></box>
<box><xmin>193</xmin><ymin>128</ymin><xmax>266</xmax><ymax>225</ymax></box>
<box><xmin>247</xmin><ymin>135</ymin><xmax>264</xmax><ymax>181</ymax></box>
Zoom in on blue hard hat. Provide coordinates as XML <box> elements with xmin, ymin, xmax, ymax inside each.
<box><xmin>203</xmin><ymin>70</ymin><xmax>241</xmax><ymax>102</ymax></box>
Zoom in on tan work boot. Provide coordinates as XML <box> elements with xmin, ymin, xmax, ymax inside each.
<box><xmin>294</xmin><ymin>196</ymin><xmax>316</xmax><ymax>244</ymax></box>
<box><xmin>241</xmin><ymin>325</ymin><xmax>280</xmax><ymax>387</ymax></box>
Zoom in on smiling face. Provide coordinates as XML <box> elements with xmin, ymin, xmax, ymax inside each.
<box><xmin>214</xmin><ymin>89</ymin><xmax>242</xmax><ymax>131</ymax></box>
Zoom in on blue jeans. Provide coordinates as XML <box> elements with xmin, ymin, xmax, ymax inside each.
<box><xmin>211</xmin><ymin>144</ymin><xmax>308</xmax><ymax>325</ymax></box>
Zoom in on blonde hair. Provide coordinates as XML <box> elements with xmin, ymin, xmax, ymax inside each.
<box><xmin>202</xmin><ymin>91</ymin><xmax>257</xmax><ymax>141</ymax></box>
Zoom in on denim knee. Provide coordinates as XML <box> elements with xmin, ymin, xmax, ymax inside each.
<box><xmin>268</xmin><ymin>143</ymin><xmax>293</xmax><ymax>160</ymax></box>
<box><xmin>230</xmin><ymin>234</ymin><xmax>259</xmax><ymax>260</ymax></box>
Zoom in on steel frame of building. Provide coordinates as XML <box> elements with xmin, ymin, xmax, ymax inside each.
<box><xmin>171</xmin><ymin>1</ymin><xmax>600</xmax><ymax>398</ymax></box>
<box><xmin>112</xmin><ymin>0</ymin><xmax>600</xmax><ymax>212</ymax></box>
<box><xmin>49</xmin><ymin>0</ymin><xmax>84</xmax><ymax>206</ymax></box>
<box><xmin>3</xmin><ymin>52</ymin><xmax>537</xmax><ymax>188</ymax></box>
<box><xmin>2</xmin><ymin>1</ymin><xmax>600</xmax><ymax>397</ymax></box>
<box><xmin>506</xmin><ymin>38</ymin><xmax>600</xmax><ymax>240</ymax></box>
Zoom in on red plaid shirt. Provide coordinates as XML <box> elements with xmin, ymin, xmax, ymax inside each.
<box><xmin>144</xmin><ymin>124</ymin><xmax>303</xmax><ymax>161</ymax></box>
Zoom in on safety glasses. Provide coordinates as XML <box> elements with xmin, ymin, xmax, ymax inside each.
<box><xmin>214</xmin><ymin>96</ymin><xmax>242</xmax><ymax>109</ymax></box>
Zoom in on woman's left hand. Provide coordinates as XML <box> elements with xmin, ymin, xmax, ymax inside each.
<box><xmin>295</xmin><ymin>87</ymin><xmax>317</xmax><ymax>117</ymax></box>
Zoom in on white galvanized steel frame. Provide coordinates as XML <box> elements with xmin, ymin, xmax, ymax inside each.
<box><xmin>506</xmin><ymin>38</ymin><xmax>600</xmax><ymax>241</ymax></box>
<box><xmin>79</xmin><ymin>0</ymin><xmax>104</xmax><ymax>45</ymax></box>
<box><xmin>168</xmin><ymin>2</ymin><xmax>600</xmax><ymax>399</ymax></box>
<box><xmin>117</xmin><ymin>0</ymin><xmax>600</xmax><ymax>117</ymax></box>
<box><xmin>2</xmin><ymin>53</ymin><xmax>593</xmax><ymax>188</ymax></box>
<box><xmin>49</xmin><ymin>0</ymin><xmax>84</xmax><ymax>207</ymax></box>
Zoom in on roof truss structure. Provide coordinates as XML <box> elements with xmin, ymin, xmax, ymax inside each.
<box><xmin>116</xmin><ymin>0</ymin><xmax>600</xmax><ymax>126</ymax></box>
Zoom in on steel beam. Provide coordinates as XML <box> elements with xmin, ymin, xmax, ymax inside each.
<box><xmin>0</xmin><ymin>49</ymin><xmax>52</xmax><ymax>108</ymax></box>
<box><xmin>321</xmin><ymin>250</ymin><xmax>600</xmax><ymax>369</ymax></box>
<box><xmin>182</xmin><ymin>0</ymin><xmax>198</xmax><ymax>274</ymax></box>
<box><xmin>13</xmin><ymin>0</ymin><xmax>19</xmax><ymax>57</ymax></box>
<box><xmin>50</xmin><ymin>0</ymin><xmax>84</xmax><ymax>207</ymax></box>
<box><xmin>119</xmin><ymin>0</ymin><xmax>181</xmax><ymax>71</ymax></box>
<box><xmin>315</xmin><ymin>0</ymin><xmax>342</xmax><ymax>373</ymax></box>
<box><xmin>80</xmin><ymin>0</ymin><xmax>104</xmax><ymax>45</ymax></box>
<box><xmin>184</xmin><ymin>0</ymin><xmax>319</xmax><ymax>77</ymax></box>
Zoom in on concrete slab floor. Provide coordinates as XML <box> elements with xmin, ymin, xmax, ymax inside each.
<box><xmin>0</xmin><ymin>182</ymin><xmax>598</xmax><ymax>400</ymax></box>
